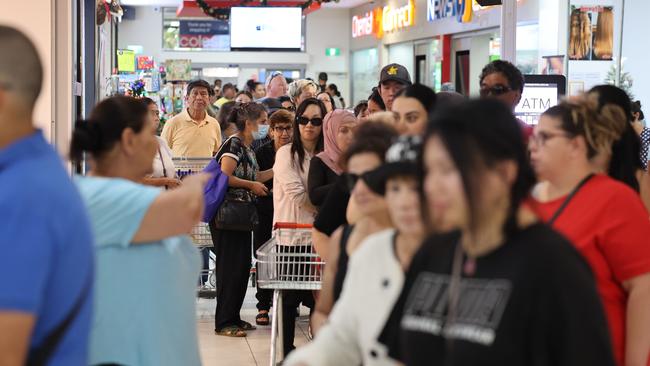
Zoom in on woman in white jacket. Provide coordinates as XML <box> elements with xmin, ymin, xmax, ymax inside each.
<box><xmin>285</xmin><ymin>136</ymin><xmax>424</xmax><ymax>366</ymax></box>
<box><xmin>273</xmin><ymin>98</ymin><xmax>326</xmax><ymax>357</ymax></box>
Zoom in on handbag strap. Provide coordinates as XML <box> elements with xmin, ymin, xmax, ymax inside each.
<box><xmin>158</xmin><ymin>147</ymin><xmax>168</xmax><ymax>190</ymax></box>
<box><xmin>26</xmin><ymin>275</ymin><xmax>92</xmax><ymax>366</ymax></box>
<box><xmin>548</xmin><ymin>174</ymin><xmax>595</xmax><ymax>225</ymax></box>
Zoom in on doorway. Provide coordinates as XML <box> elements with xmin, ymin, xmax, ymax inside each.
<box><xmin>455</xmin><ymin>50</ymin><xmax>470</xmax><ymax>96</ymax></box>
<box><xmin>415</xmin><ymin>55</ymin><xmax>427</xmax><ymax>85</ymax></box>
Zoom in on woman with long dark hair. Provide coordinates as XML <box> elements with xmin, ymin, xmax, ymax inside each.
<box><xmin>327</xmin><ymin>83</ymin><xmax>346</xmax><ymax>109</ymax></box>
<box><xmin>380</xmin><ymin>99</ymin><xmax>615</xmax><ymax>366</ymax></box>
<box><xmin>588</xmin><ymin>84</ymin><xmax>650</xmax><ymax>211</ymax></box>
<box><xmin>210</xmin><ymin>102</ymin><xmax>273</xmax><ymax>338</ymax></box>
<box><xmin>392</xmin><ymin>84</ymin><xmax>436</xmax><ymax>136</ymax></box>
<box><xmin>272</xmin><ymin>97</ymin><xmax>325</xmax><ymax>356</ymax></box>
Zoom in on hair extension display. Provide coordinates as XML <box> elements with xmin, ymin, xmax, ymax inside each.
<box><xmin>568</xmin><ymin>6</ymin><xmax>614</xmax><ymax>61</ymax></box>
<box><xmin>593</xmin><ymin>7</ymin><xmax>614</xmax><ymax>60</ymax></box>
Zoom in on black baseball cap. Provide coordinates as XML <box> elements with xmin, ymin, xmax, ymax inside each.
<box><xmin>186</xmin><ymin>79</ymin><xmax>214</xmax><ymax>96</ymax></box>
<box><xmin>368</xmin><ymin>135</ymin><xmax>422</xmax><ymax>195</ymax></box>
<box><xmin>380</xmin><ymin>63</ymin><xmax>412</xmax><ymax>86</ymax></box>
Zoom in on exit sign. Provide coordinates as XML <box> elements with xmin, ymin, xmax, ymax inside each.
<box><xmin>326</xmin><ymin>48</ymin><xmax>341</xmax><ymax>56</ymax></box>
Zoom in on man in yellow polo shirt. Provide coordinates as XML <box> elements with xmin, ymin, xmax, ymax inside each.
<box><xmin>162</xmin><ymin>79</ymin><xmax>222</xmax><ymax>158</ymax></box>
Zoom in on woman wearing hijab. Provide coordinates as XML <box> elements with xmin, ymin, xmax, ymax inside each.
<box><xmin>308</xmin><ymin>109</ymin><xmax>358</xmax><ymax>208</ymax></box>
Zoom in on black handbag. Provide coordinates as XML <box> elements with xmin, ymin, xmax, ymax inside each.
<box><xmin>212</xmin><ymin>144</ymin><xmax>259</xmax><ymax>231</ymax></box>
<box><xmin>213</xmin><ymin>191</ymin><xmax>259</xmax><ymax>231</ymax></box>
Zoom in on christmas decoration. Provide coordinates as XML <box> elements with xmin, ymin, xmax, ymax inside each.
<box><xmin>605</xmin><ymin>60</ymin><xmax>634</xmax><ymax>99</ymax></box>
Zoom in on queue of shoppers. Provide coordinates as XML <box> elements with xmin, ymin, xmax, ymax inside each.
<box><xmin>2</xmin><ymin>24</ymin><xmax>650</xmax><ymax>366</ymax></box>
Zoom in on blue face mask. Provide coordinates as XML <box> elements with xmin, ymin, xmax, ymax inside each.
<box><xmin>253</xmin><ymin>124</ymin><xmax>270</xmax><ymax>140</ymax></box>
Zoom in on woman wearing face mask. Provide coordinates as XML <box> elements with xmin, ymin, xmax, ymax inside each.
<box><xmin>140</xmin><ymin>98</ymin><xmax>180</xmax><ymax>189</ymax></box>
<box><xmin>528</xmin><ymin>96</ymin><xmax>650</xmax><ymax>366</ymax></box>
<box><xmin>308</xmin><ymin>109</ymin><xmax>358</xmax><ymax>208</ymax></box>
<box><xmin>286</xmin><ymin>136</ymin><xmax>425</xmax><ymax>366</ymax></box>
<box><xmin>310</xmin><ymin>122</ymin><xmax>397</xmax><ymax>335</ymax></box>
<box><xmin>392</xmin><ymin>84</ymin><xmax>436</xmax><ymax>136</ymax></box>
<box><xmin>70</xmin><ymin>96</ymin><xmax>209</xmax><ymax>366</ymax></box>
<box><xmin>210</xmin><ymin>102</ymin><xmax>273</xmax><ymax>338</ymax></box>
<box><xmin>380</xmin><ymin>99</ymin><xmax>615</xmax><ymax>366</ymax></box>
<box><xmin>272</xmin><ymin>98</ymin><xmax>325</xmax><ymax>357</ymax></box>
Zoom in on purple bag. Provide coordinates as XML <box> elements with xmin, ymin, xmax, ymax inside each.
<box><xmin>201</xmin><ymin>158</ymin><xmax>229</xmax><ymax>223</ymax></box>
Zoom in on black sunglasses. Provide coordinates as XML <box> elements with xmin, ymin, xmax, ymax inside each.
<box><xmin>344</xmin><ymin>169</ymin><xmax>382</xmax><ymax>193</ymax></box>
<box><xmin>296</xmin><ymin>116</ymin><xmax>323</xmax><ymax>127</ymax></box>
<box><xmin>479</xmin><ymin>85</ymin><xmax>512</xmax><ymax>97</ymax></box>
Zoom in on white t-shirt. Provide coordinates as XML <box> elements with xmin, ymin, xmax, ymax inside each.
<box><xmin>285</xmin><ymin>229</ymin><xmax>404</xmax><ymax>366</ymax></box>
<box><xmin>152</xmin><ymin>136</ymin><xmax>175</xmax><ymax>179</ymax></box>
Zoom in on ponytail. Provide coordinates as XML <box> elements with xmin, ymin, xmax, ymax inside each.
<box><xmin>69</xmin><ymin>96</ymin><xmax>148</xmax><ymax>163</ymax></box>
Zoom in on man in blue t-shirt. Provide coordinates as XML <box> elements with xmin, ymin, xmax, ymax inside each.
<box><xmin>0</xmin><ymin>26</ymin><xmax>94</xmax><ymax>365</ymax></box>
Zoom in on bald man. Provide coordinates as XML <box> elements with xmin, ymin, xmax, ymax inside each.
<box><xmin>0</xmin><ymin>26</ymin><xmax>94</xmax><ymax>366</ymax></box>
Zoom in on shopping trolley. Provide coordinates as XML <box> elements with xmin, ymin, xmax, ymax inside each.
<box><xmin>173</xmin><ymin>157</ymin><xmax>217</xmax><ymax>298</ymax></box>
<box><xmin>256</xmin><ymin>223</ymin><xmax>325</xmax><ymax>366</ymax></box>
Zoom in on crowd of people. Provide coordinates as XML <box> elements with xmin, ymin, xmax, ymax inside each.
<box><xmin>2</xmin><ymin>24</ymin><xmax>650</xmax><ymax>366</ymax></box>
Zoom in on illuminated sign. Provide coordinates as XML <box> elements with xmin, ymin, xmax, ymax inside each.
<box><xmin>383</xmin><ymin>0</ymin><xmax>415</xmax><ymax>33</ymax></box>
<box><xmin>427</xmin><ymin>0</ymin><xmax>474</xmax><ymax>23</ymax></box>
<box><xmin>351</xmin><ymin>0</ymin><xmax>414</xmax><ymax>38</ymax></box>
<box><xmin>352</xmin><ymin>11</ymin><xmax>375</xmax><ymax>38</ymax></box>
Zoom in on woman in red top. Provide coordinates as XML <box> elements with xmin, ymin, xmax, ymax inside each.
<box><xmin>528</xmin><ymin>96</ymin><xmax>650</xmax><ymax>366</ymax></box>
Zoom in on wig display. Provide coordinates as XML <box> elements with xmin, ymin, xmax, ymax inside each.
<box><xmin>569</xmin><ymin>9</ymin><xmax>592</xmax><ymax>60</ymax></box>
<box><xmin>593</xmin><ymin>8</ymin><xmax>614</xmax><ymax>60</ymax></box>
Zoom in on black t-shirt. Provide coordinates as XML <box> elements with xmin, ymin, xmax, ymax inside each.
<box><xmin>253</xmin><ymin>137</ymin><xmax>276</xmax><ymax>192</ymax></box>
<box><xmin>379</xmin><ymin>223</ymin><xmax>615</xmax><ymax>366</ymax></box>
<box><xmin>308</xmin><ymin>156</ymin><xmax>339</xmax><ymax>207</ymax></box>
<box><xmin>313</xmin><ymin>174</ymin><xmax>349</xmax><ymax>235</ymax></box>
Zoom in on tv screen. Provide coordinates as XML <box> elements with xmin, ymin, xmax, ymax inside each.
<box><xmin>230</xmin><ymin>7</ymin><xmax>303</xmax><ymax>51</ymax></box>
<box><xmin>515</xmin><ymin>75</ymin><xmax>566</xmax><ymax>125</ymax></box>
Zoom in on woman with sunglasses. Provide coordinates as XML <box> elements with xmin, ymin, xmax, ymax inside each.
<box><xmin>310</xmin><ymin>122</ymin><xmax>397</xmax><ymax>336</ymax></box>
<box><xmin>528</xmin><ymin>96</ymin><xmax>650</xmax><ymax>366</ymax></box>
<box><xmin>286</xmin><ymin>136</ymin><xmax>424</xmax><ymax>366</ymax></box>
<box><xmin>380</xmin><ymin>99</ymin><xmax>614</xmax><ymax>366</ymax></box>
<box><xmin>272</xmin><ymin>97</ymin><xmax>326</xmax><ymax>357</ymax></box>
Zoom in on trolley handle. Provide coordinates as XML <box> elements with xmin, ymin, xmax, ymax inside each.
<box><xmin>274</xmin><ymin>222</ymin><xmax>313</xmax><ymax>229</ymax></box>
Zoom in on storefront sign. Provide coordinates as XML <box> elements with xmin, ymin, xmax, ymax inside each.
<box><xmin>383</xmin><ymin>0</ymin><xmax>415</xmax><ymax>33</ymax></box>
<box><xmin>352</xmin><ymin>11</ymin><xmax>375</xmax><ymax>38</ymax></box>
<box><xmin>178</xmin><ymin>20</ymin><xmax>229</xmax><ymax>50</ymax></box>
<box><xmin>427</xmin><ymin>0</ymin><xmax>473</xmax><ymax>23</ymax></box>
<box><xmin>352</xmin><ymin>0</ymin><xmax>414</xmax><ymax>38</ymax></box>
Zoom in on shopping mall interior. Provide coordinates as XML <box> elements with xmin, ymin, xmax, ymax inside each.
<box><xmin>2</xmin><ymin>0</ymin><xmax>650</xmax><ymax>365</ymax></box>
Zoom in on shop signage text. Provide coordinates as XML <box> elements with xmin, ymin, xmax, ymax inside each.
<box><xmin>427</xmin><ymin>0</ymin><xmax>473</xmax><ymax>23</ymax></box>
<box><xmin>383</xmin><ymin>0</ymin><xmax>415</xmax><ymax>33</ymax></box>
<box><xmin>352</xmin><ymin>0</ymin><xmax>415</xmax><ymax>38</ymax></box>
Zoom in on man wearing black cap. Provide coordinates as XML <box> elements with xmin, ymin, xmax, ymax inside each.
<box><xmin>378</xmin><ymin>63</ymin><xmax>412</xmax><ymax>111</ymax></box>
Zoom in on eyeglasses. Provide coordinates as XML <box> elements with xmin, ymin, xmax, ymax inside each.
<box><xmin>296</xmin><ymin>116</ymin><xmax>323</xmax><ymax>127</ymax></box>
<box><xmin>479</xmin><ymin>85</ymin><xmax>512</xmax><ymax>97</ymax></box>
<box><xmin>529</xmin><ymin>131</ymin><xmax>572</xmax><ymax>146</ymax></box>
<box><xmin>274</xmin><ymin>126</ymin><xmax>292</xmax><ymax>134</ymax></box>
<box><xmin>344</xmin><ymin>170</ymin><xmax>381</xmax><ymax>192</ymax></box>
<box><xmin>268</xmin><ymin>71</ymin><xmax>284</xmax><ymax>83</ymax></box>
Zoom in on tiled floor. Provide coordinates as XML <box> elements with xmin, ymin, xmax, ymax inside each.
<box><xmin>196</xmin><ymin>286</ymin><xmax>311</xmax><ymax>366</ymax></box>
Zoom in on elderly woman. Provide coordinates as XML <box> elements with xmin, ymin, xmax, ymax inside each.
<box><xmin>289</xmin><ymin>79</ymin><xmax>319</xmax><ymax>108</ymax></box>
<box><xmin>141</xmin><ymin>97</ymin><xmax>180</xmax><ymax>189</ymax></box>
<box><xmin>70</xmin><ymin>96</ymin><xmax>207</xmax><ymax>366</ymax></box>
